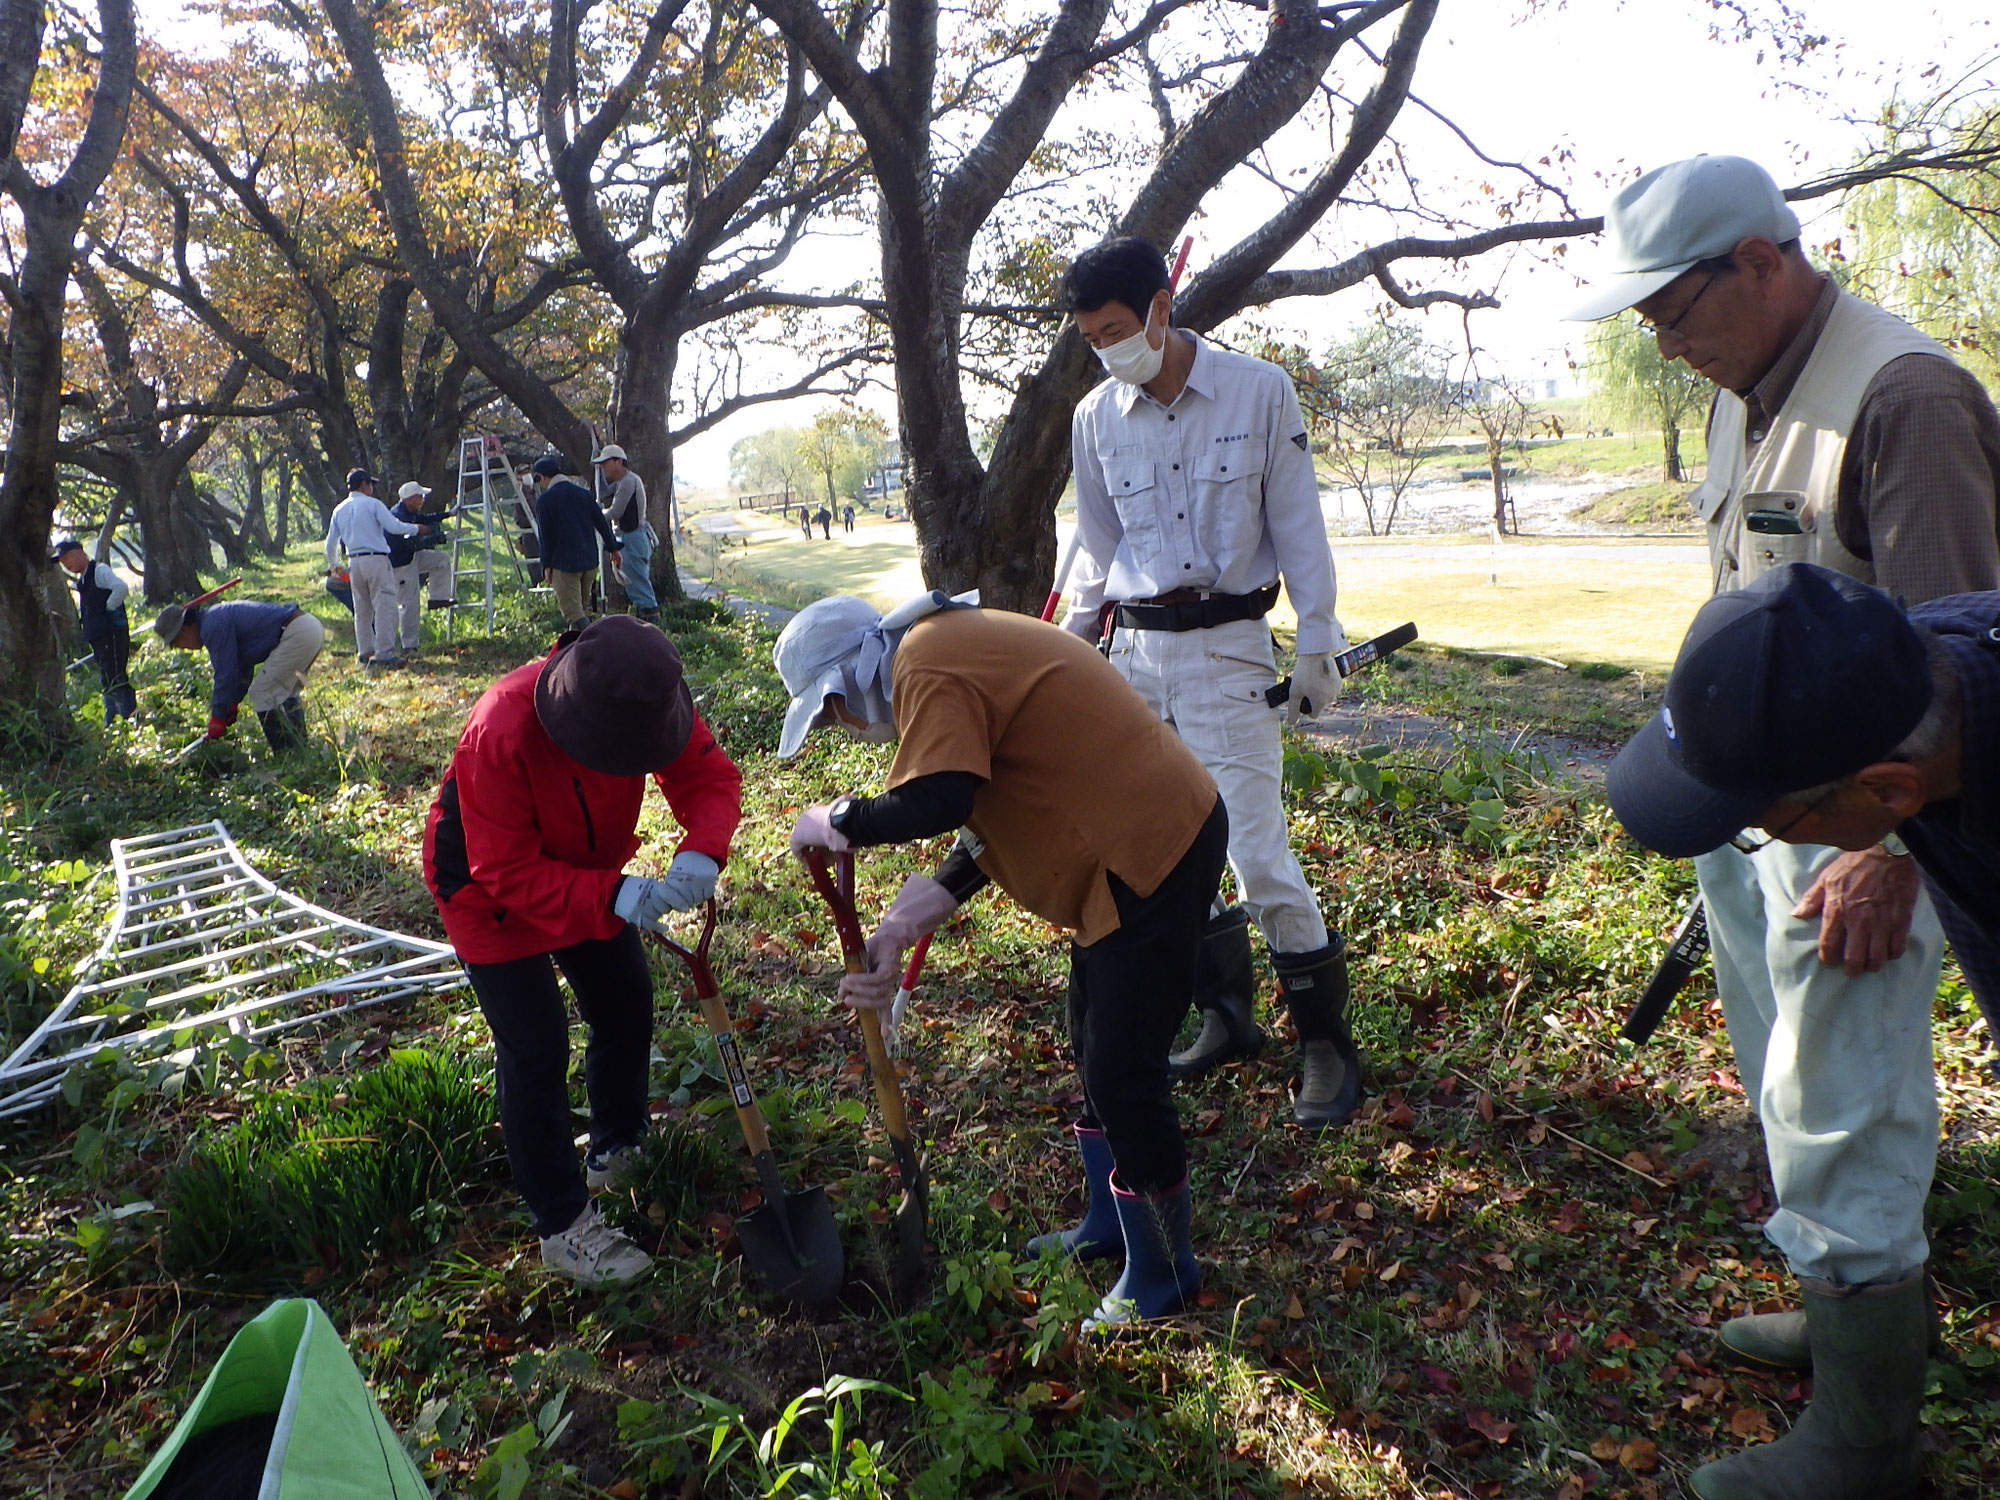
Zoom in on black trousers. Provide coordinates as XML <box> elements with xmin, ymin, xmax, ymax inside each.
<box><xmin>1068</xmin><ymin>796</ymin><xmax>1228</xmax><ymax>1194</ymax></box>
<box><xmin>87</xmin><ymin>625</ymin><xmax>134</xmax><ymax>718</ymax></box>
<box><xmin>463</xmin><ymin>925</ymin><xmax>653</xmax><ymax>1238</ymax></box>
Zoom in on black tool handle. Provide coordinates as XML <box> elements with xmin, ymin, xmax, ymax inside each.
<box><xmin>1265</xmin><ymin>620</ymin><xmax>1420</xmax><ymax>708</ymax></box>
<box><xmin>1622</xmin><ymin>899</ymin><xmax>1710</xmax><ymax>1045</ymax></box>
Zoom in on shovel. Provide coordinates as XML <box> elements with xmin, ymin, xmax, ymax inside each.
<box><xmin>645</xmin><ymin>903</ymin><xmax>844</xmax><ymax>1314</ymax></box>
<box><xmin>801</xmin><ymin>849</ymin><xmax>930</xmax><ymax>1305</ymax></box>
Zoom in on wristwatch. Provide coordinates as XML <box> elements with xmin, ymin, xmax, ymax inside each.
<box><xmin>827</xmin><ymin>794</ymin><xmax>861</xmax><ymax>839</ymax></box>
<box><xmin>1880</xmin><ymin>831</ymin><xmax>1912</xmax><ymax>858</ymax></box>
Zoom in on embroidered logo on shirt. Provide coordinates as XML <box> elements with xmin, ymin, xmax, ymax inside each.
<box><xmin>1291</xmin><ymin>433</ymin><xmax>1310</xmax><ymax>451</ymax></box>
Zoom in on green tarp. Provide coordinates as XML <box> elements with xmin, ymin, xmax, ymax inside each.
<box><xmin>122</xmin><ymin>1298</ymin><xmax>432</xmax><ymax>1499</ymax></box>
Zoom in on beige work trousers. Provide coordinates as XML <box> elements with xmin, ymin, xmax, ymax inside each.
<box><xmin>245</xmin><ymin>612</ymin><xmax>326</xmax><ymax>713</ymax></box>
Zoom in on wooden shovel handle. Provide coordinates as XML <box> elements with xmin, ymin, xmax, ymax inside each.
<box><xmin>694</xmin><ymin>988</ymin><xmax>775</xmax><ymax>1158</ymax></box>
<box><xmin>858</xmin><ymin>1007</ymin><xmax>911</xmax><ymax>1141</ymax></box>
<box><xmin>642</xmin><ymin>916</ymin><xmax>774</xmax><ymax>1157</ymax></box>
<box><xmin>801</xmin><ymin>850</ymin><xmax>913</xmax><ymax>1143</ymax></box>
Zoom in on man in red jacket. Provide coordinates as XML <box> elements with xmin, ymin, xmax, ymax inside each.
<box><xmin>424</xmin><ymin>617</ymin><xmax>742</xmax><ymax>1287</ymax></box>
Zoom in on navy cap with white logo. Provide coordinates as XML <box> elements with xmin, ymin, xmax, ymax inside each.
<box><xmin>1608</xmin><ymin>564</ymin><xmax>1932</xmax><ymax>856</ymax></box>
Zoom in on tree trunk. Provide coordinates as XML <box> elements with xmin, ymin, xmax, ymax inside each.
<box><xmin>1661</xmin><ymin>421</ymin><xmax>1684</xmax><ymax>484</ymax></box>
<box><xmin>0</xmin><ymin>0</ymin><xmax>136</xmax><ymax>723</ymax></box>
<box><xmin>132</xmin><ymin>465</ymin><xmax>208</xmax><ymax>603</ymax></box>
<box><xmin>1487</xmin><ymin>433</ymin><xmax>1508</xmax><ymax>536</ymax></box>
<box><xmin>610</xmin><ymin>332</ymin><xmax>685</xmax><ymax>605</ymax></box>
<box><xmin>275</xmin><ymin>450</ymin><xmax>291</xmax><ymax>552</ymax></box>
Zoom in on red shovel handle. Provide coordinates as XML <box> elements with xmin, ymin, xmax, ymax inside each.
<box><xmin>641</xmin><ymin>898</ymin><xmax>719</xmax><ymax>1000</ymax></box>
<box><xmin>801</xmin><ymin>849</ymin><xmax>867</xmax><ymax>965</ymax></box>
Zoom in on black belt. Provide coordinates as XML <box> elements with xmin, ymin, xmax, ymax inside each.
<box><xmin>348</xmin><ymin>550</ymin><xmax>387</xmax><ymax>557</ymax></box>
<box><xmin>1115</xmin><ymin>582</ymin><xmax>1279</xmax><ymax>633</ymax></box>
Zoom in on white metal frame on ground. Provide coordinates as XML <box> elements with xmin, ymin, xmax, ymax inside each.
<box><xmin>0</xmin><ymin>821</ymin><xmax>465</xmax><ymax>1122</ymax></box>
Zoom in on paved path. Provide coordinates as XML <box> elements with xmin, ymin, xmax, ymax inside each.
<box><xmin>679</xmin><ymin>569</ymin><xmax>796</xmax><ymax>627</ymax></box>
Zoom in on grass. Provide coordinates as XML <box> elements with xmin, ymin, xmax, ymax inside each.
<box><xmin>1574</xmin><ymin>483</ymin><xmax>1703</xmax><ymax>530</ymax></box>
<box><xmin>2</xmin><ymin>540</ymin><xmax>1995</xmax><ymax>1499</ymax></box>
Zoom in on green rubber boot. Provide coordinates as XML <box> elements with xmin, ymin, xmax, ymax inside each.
<box><xmin>1720</xmin><ymin>1269</ymin><xmax>1942</xmax><ymax>1373</ymax></box>
<box><xmin>1690</xmin><ymin>1270</ymin><xmax>1928</xmax><ymax>1500</ymax></box>
<box><xmin>1717</xmin><ymin>1310</ymin><xmax>1812</xmax><ymax>1373</ymax></box>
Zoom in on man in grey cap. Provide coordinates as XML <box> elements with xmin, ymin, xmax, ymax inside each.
<box><xmin>593</xmin><ymin>445</ymin><xmax>658</xmax><ymax>622</ymax></box>
<box><xmin>1567</xmin><ymin>156</ymin><xmax>2000</xmax><ymax>1500</ymax></box>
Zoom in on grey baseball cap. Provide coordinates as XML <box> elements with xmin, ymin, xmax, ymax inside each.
<box><xmin>1565</xmin><ymin>155</ymin><xmax>1801</xmax><ymax>322</ymax></box>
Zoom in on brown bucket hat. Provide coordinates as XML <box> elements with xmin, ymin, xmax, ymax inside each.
<box><xmin>534</xmin><ymin>616</ymin><xmax>694</xmax><ymax>775</ymax></box>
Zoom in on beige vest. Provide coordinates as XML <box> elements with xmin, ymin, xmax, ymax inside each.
<box><xmin>1693</xmin><ymin>291</ymin><xmax>1946</xmax><ymax>594</ymax></box>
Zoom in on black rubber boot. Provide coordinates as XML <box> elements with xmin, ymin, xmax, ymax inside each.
<box><xmin>258</xmin><ymin>699</ymin><xmax>308</xmax><ymax>753</ymax></box>
<box><xmin>1690</xmin><ymin>1270</ymin><xmax>1927</xmax><ymax>1500</ymax></box>
<box><xmin>1024</xmin><ymin>1123</ymin><xmax>1121</xmax><ymax>1262</ymax></box>
<box><xmin>1274</xmin><ymin>937</ymin><xmax>1363</xmax><ymax>1130</ymax></box>
<box><xmin>1168</xmin><ymin>907</ymin><xmax>1264</xmax><ymax>1080</ymax></box>
<box><xmin>1082</xmin><ymin>1174</ymin><xmax>1200</xmax><ymax>1333</ymax></box>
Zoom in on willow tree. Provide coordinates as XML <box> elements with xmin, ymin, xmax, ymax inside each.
<box><xmin>1586</xmin><ymin>317</ymin><xmax>1709</xmax><ymax>483</ymax></box>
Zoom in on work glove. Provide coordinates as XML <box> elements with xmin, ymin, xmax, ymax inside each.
<box><xmin>1058</xmin><ymin>602</ymin><xmax>1103</xmax><ymax>641</ymax></box>
<box><xmin>789</xmin><ymin>803</ymin><xmax>854</xmax><ymax>855</ymax></box>
<box><xmin>836</xmin><ymin>874</ymin><xmax>957</xmax><ymax>1012</ymax></box>
<box><xmin>656</xmin><ymin>851</ymin><xmax>719</xmax><ymax>910</ymax></box>
<box><xmin>204</xmin><ymin>714</ymin><xmax>233</xmax><ymax>741</ymax></box>
<box><xmin>1283</xmin><ymin>651</ymin><xmax>1345</xmax><ymax>723</ymax></box>
<box><xmin>612</xmin><ymin>852</ymin><xmax>718</xmax><ymax>930</ymax></box>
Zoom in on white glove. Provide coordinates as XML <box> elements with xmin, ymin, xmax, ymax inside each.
<box><xmin>836</xmin><ymin>875</ymin><xmax>957</xmax><ymax>1012</ymax></box>
<box><xmin>1284</xmin><ymin>651</ymin><xmax>1345</xmax><ymax>723</ymax></box>
<box><xmin>613</xmin><ymin>852</ymin><xmax>718</xmax><ymax>928</ymax></box>
<box><xmin>656</xmin><ymin>851</ymin><xmax>719</xmax><ymax>909</ymax></box>
<box><xmin>1058</xmin><ymin>602</ymin><xmax>1102</xmax><ymax>640</ymax></box>
<box><xmin>789</xmin><ymin>803</ymin><xmax>854</xmax><ymax>855</ymax></box>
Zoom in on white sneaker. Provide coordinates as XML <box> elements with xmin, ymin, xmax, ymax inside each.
<box><xmin>539</xmin><ymin>1203</ymin><xmax>652</xmax><ymax>1288</ymax></box>
<box><xmin>584</xmin><ymin>1142</ymin><xmax>640</xmax><ymax>1191</ymax></box>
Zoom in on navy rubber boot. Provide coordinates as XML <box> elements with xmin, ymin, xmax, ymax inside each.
<box><xmin>1025</xmin><ymin>1123</ymin><xmax>1121</xmax><ymax>1262</ymax></box>
<box><xmin>1083</xmin><ymin>1174</ymin><xmax>1200</xmax><ymax>1333</ymax></box>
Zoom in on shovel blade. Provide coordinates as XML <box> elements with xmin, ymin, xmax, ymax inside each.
<box><xmin>734</xmin><ymin>1184</ymin><xmax>844</xmax><ymax>1314</ymax></box>
<box><xmin>886</xmin><ymin>1134</ymin><xmax>930</xmax><ymax>1306</ymax></box>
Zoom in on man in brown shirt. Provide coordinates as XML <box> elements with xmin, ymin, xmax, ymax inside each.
<box><xmin>777</xmin><ymin>591</ymin><xmax>1226</xmax><ymax>1331</ymax></box>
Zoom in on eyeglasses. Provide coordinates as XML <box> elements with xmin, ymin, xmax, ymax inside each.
<box><xmin>1727</xmin><ymin>785</ymin><xmax>1838</xmax><ymax>855</ymax></box>
<box><xmin>1634</xmin><ymin>271</ymin><xmax>1725</xmax><ymax>341</ymax></box>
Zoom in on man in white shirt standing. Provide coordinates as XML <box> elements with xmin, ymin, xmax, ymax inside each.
<box><xmin>325</xmin><ymin>468</ymin><xmax>422</xmax><ymax>670</ymax></box>
<box><xmin>1060</xmin><ymin>236</ymin><xmax>1362</xmax><ymax>1132</ymax></box>
<box><xmin>593</xmin><ymin>445</ymin><xmax>658</xmax><ymax>623</ymax></box>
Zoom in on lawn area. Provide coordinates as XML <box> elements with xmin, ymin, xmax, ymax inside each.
<box><xmin>1326</xmin><ymin>536</ymin><xmax>1710</xmax><ymax>673</ymax></box>
<box><xmin>2</xmin><ymin>542</ymin><xmax>1995</xmax><ymax>1500</ymax></box>
<box><xmin>686</xmin><ymin>516</ymin><xmax>1712</xmax><ymax>673</ymax></box>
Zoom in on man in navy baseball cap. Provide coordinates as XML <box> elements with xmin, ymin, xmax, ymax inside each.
<box><xmin>1611</xmin><ymin>561</ymin><xmax>2000</xmax><ymax>1500</ymax></box>
<box><xmin>1609</xmin><ymin>563</ymin><xmax>1931</xmax><ymax>858</ymax></box>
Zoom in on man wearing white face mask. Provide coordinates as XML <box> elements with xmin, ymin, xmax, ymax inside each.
<box><xmin>1059</xmin><ymin>236</ymin><xmax>1361</xmax><ymax>1130</ymax></box>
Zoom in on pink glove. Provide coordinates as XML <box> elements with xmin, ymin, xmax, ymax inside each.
<box><xmin>789</xmin><ymin>803</ymin><xmax>853</xmax><ymax>855</ymax></box>
<box><xmin>835</xmin><ymin>875</ymin><xmax>957</xmax><ymax>1012</ymax></box>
